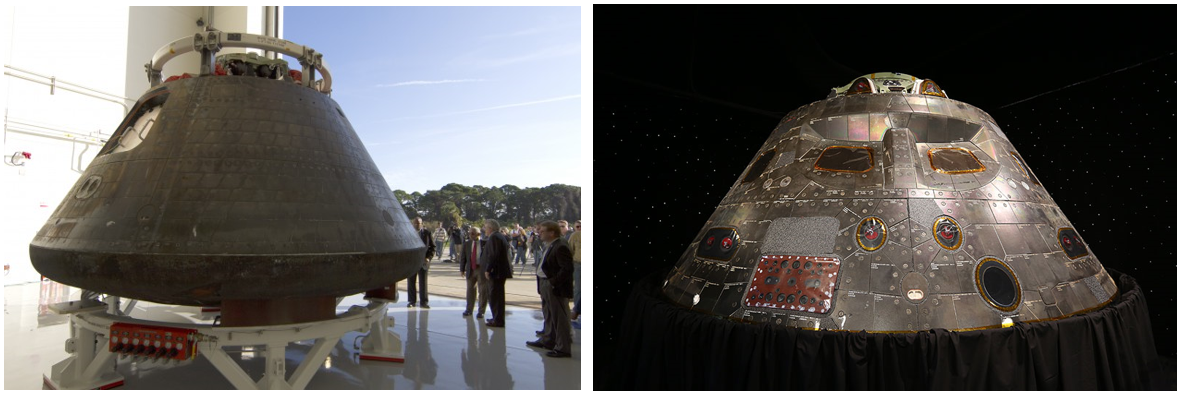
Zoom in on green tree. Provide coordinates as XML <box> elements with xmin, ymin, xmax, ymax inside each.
<box><xmin>481</xmin><ymin>186</ymin><xmax>506</xmax><ymax>219</ymax></box>
<box><xmin>393</xmin><ymin>189</ymin><xmax>420</xmax><ymax>219</ymax></box>
<box><xmin>391</xmin><ymin>182</ymin><xmax>578</xmax><ymax>228</ymax></box>
<box><xmin>440</xmin><ymin>201</ymin><xmax>462</xmax><ymax>227</ymax></box>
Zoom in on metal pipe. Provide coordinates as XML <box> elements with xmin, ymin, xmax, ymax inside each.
<box><xmin>3</xmin><ymin>67</ymin><xmax>131</xmax><ymax>115</ymax></box>
<box><xmin>4</xmin><ymin>65</ymin><xmax>133</xmax><ymax>105</ymax></box>
<box><xmin>263</xmin><ymin>6</ymin><xmax>274</xmax><ymax>59</ymax></box>
<box><xmin>7</xmin><ymin>119</ymin><xmax>107</xmax><ymax>137</ymax></box>
<box><xmin>5</xmin><ymin>125</ymin><xmax>107</xmax><ymax>147</ymax></box>
<box><xmin>275</xmin><ymin>6</ymin><xmax>282</xmax><ymax>40</ymax></box>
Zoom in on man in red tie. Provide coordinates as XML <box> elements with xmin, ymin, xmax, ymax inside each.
<box><xmin>460</xmin><ymin>226</ymin><xmax>489</xmax><ymax>318</ymax></box>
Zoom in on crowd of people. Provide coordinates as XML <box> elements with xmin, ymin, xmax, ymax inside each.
<box><xmin>405</xmin><ymin>216</ymin><xmax>583</xmax><ymax>358</ymax></box>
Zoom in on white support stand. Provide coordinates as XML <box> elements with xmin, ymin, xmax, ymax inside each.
<box><xmin>43</xmin><ymin>298</ymin><xmax>402</xmax><ymax>390</ymax></box>
<box><xmin>359</xmin><ymin>302</ymin><xmax>404</xmax><ymax>363</ymax></box>
<box><xmin>42</xmin><ymin>300</ymin><xmax>124</xmax><ymax>390</ymax></box>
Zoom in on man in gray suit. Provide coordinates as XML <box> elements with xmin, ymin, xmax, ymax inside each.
<box><xmin>460</xmin><ymin>226</ymin><xmax>489</xmax><ymax>318</ymax></box>
<box><xmin>525</xmin><ymin>220</ymin><xmax>574</xmax><ymax>357</ymax></box>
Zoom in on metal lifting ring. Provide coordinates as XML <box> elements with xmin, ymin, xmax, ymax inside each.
<box><xmin>144</xmin><ymin>31</ymin><xmax>332</xmax><ymax>94</ymax></box>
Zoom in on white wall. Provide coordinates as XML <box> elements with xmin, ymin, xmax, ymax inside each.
<box><xmin>2</xmin><ymin>6</ymin><xmax>271</xmax><ymax>285</ymax></box>
<box><xmin>124</xmin><ymin>6</ymin><xmax>270</xmax><ymax>100</ymax></box>
<box><xmin>123</xmin><ymin>6</ymin><xmax>205</xmax><ymax>99</ymax></box>
<box><xmin>2</xmin><ymin>6</ymin><xmax>131</xmax><ymax>285</ymax></box>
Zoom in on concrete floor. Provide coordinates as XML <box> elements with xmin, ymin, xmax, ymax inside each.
<box><xmin>4</xmin><ymin>279</ymin><xmax>581</xmax><ymax>390</ymax></box>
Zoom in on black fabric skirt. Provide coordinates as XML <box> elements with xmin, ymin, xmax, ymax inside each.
<box><xmin>613</xmin><ymin>269</ymin><xmax>1165</xmax><ymax>390</ymax></box>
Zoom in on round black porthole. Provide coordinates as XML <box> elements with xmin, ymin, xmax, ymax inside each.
<box><xmin>856</xmin><ymin>216</ymin><xmax>887</xmax><ymax>251</ymax></box>
<box><xmin>933</xmin><ymin>216</ymin><xmax>962</xmax><ymax>250</ymax></box>
<box><xmin>974</xmin><ymin>258</ymin><xmax>1021</xmax><ymax>312</ymax></box>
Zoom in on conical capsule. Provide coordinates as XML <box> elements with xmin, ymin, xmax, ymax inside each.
<box><xmin>662</xmin><ymin>72</ymin><xmax>1117</xmax><ymax>332</ymax></box>
<box><xmin>30</xmin><ymin>72</ymin><xmax>424</xmax><ymax>322</ymax></box>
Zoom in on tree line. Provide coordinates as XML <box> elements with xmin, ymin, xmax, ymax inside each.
<box><xmin>393</xmin><ymin>183</ymin><xmax>581</xmax><ymax>228</ymax></box>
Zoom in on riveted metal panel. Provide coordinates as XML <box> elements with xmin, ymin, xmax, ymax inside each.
<box><xmin>873</xmin><ymin>293</ymin><xmax>917</xmax><ymax>331</ymax></box>
<box><xmin>840</xmin><ymin>253</ymin><xmax>871</xmax><ymax>291</ymax></box>
<box><xmin>925</xmin><ymin>96</ymin><xmax>947</xmax><ymax>116</ymax></box>
<box><xmin>924</xmin><ymin>295</ymin><xmax>958</xmax><ymax>329</ymax></box>
<box><xmin>833</xmin><ymin>289</ymin><xmax>875</xmax><ymax>329</ymax></box>
<box><xmin>927</xmin><ymin>115</ymin><xmax>949</xmax><ymax>143</ymax></box>
<box><xmin>880</xmin><ymin>238</ymin><xmax>916</xmax><ymax>270</ymax></box>
<box><xmin>845</xmin><ymin>95</ymin><xmax>870</xmax><ymax>114</ymax></box>
<box><xmin>952</xmin><ymin>292</ymin><xmax>1001</xmax><ymax>329</ymax></box>
<box><xmin>906</xmin><ymin>95</ymin><xmax>929</xmax><ymax>113</ymax></box>
<box><xmin>1021</xmin><ymin>224</ymin><xmax>1053</xmax><ymax>254</ymax></box>
<box><xmin>928</xmin><ymin>260</ymin><xmax>966</xmax><ymax>294</ymax></box>
<box><xmin>822</xmin><ymin>96</ymin><xmax>847</xmax><ymax>118</ymax></box>
<box><xmin>994</xmin><ymin>224</ymin><xmax>1031</xmax><ymax>255</ymax></box>
<box><xmin>1050</xmin><ymin>281</ymin><xmax>1083</xmax><ymax>316</ymax></box>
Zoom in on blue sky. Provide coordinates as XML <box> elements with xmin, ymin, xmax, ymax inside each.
<box><xmin>282</xmin><ymin>6</ymin><xmax>581</xmax><ymax>195</ymax></box>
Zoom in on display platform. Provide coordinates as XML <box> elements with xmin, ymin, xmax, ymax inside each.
<box><xmin>614</xmin><ymin>269</ymin><xmax>1165</xmax><ymax>390</ymax></box>
<box><xmin>4</xmin><ymin>283</ymin><xmax>581</xmax><ymax>390</ymax></box>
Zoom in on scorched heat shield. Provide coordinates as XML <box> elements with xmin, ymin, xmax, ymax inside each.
<box><xmin>661</xmin><ymin>72</ymin><xmax>1118</xmax><ymax>332</ymax></box>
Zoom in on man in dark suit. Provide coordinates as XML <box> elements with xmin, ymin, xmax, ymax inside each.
<box><xmin>482</xmin><ymin>219</ymin><xmax>512</xmax><ymax>327</ymax></box>
<box><xmin>408</xmin><ymin>217</ymin><xmax>435</xmax><ymax>308</ymax></box>
<box><xmin>460</xmin><ymin>226</ymin><xmax>489</xmax><ymax>318</ymax></box>
<box><xmin>524</xmin><ymin>220</ymin><xmax>574</xmax><ymax>357</ymax></box>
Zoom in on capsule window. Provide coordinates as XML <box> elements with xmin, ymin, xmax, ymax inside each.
<box><xmin>846</xmin><ymin>77</ymin><xmax>874</xmax><ymax>95</ymax></box>
<box><xmin>98</xmin><ymin>89</ymin><xmax>170</xmax><ymax>156</ymax></box>
<box><xmin>975</xmin><ymin>258</ymin><xmax>1021</xmax><ymax>311</ymax></box>
<box><xmin>919</xmin><ymin>79</ymin><xmax>946</xmax><ymax>98</ymax></box>
<box><xmin>1009</xmin><ymin>151</ymin><xmax>1041</xmax><ymax>186</ymax></box>
<box><xmin>741</xmin><ymin>149</ymin><xmax>776</xmax><ymax>183</ymax></box>
<box><xmin>928</xmin><ymin>147</ymin><xmax>985</xmax><ymax>174</ymax></box>
<box><xmin>813</xmin><ymin>146</ymin><xmax>873</xmax><ymax>173</ymax></box>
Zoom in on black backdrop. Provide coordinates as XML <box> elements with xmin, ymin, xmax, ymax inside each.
<box><xmin>595</xmin><ymin>5</ymin><xmax>1176</xmax><ymax>389</ymax></box>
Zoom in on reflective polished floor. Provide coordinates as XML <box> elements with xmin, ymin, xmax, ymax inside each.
<box><xmin>4</xmin><ymin>281</ymin><xmax>581</xmax><ymax>389</ymax></box>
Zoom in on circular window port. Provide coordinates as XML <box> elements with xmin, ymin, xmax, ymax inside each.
<box><xmin>382</xmin><ymin>210</ymin><xmax>396</xmax><ymax>226</ymax></box>
<box><xmin>975</xmin><ymin>258</ymin><xmax>1021</xmax><ymax>311</ymax></box>
<box><xmin>982</xmin><ymin>267</ymin><xmax>1017</xmax><ymax>306</ymax></box>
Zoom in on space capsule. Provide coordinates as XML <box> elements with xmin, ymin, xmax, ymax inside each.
<box><xmin>29</xmin><ymin>32</ymin><xmax>424</xmax><ymax>326</ymax></box>
<box><xmin>662</xmin><ymin>72</ymin><xmax>1117</xmax><ymax>332</ymax></box>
